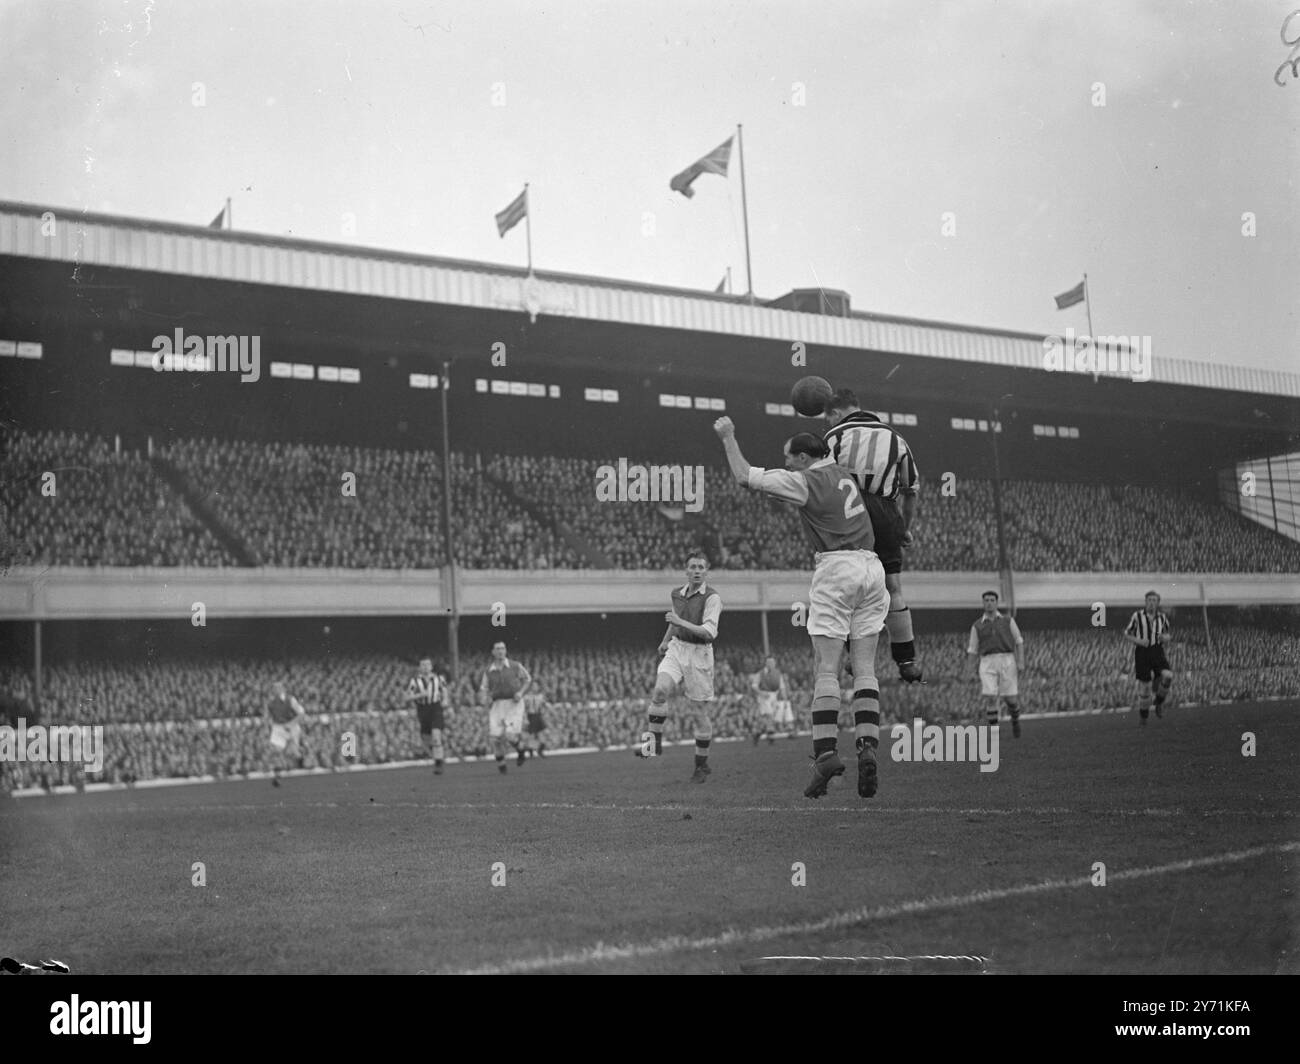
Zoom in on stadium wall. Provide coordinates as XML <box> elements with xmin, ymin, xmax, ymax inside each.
<box><xmin>2</xmin><ymin>567</ymin><xmax>1298</xmax><ymax>620</ymax></box>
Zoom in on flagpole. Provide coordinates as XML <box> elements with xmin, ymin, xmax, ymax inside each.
<box><xmin>226</xmin><ymin>196</ymin><xmax>232</xmax><ymax>231</ymax></box>
<box><xmin>727</xmin><ymin>266</ymin><xmax>732</xmax><ymax>294</ymax></box>
<box><xmin>1083</xmin><ymin>272</ymin><xmax>1098</xmax><ymax>382</ymax></box>
<box><xmin>524</xmin><ymin>183</ymin><xmax>533</xmax><ymax>275</ymax></box>
<box><xmin>737</xmin><ymin>123</ymin><xmax>754</xmax><ymax>303</ymax></box>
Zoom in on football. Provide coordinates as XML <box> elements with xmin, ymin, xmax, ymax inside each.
<box><xmin>790</xmin><ymin>375</ymin><xmax>834</xmax><ymax>417</ymax></box>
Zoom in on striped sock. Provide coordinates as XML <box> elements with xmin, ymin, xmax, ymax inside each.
<box><xmin>852</xmin><ymin>688</ymin><xmax>880</xmax><ymax>750</ymax></box>
<box><xmin>886</xmin><ymin>607</ymin><xmax>916</xmax><ymax>662</ymax></box>
<box><xmin>647</xmin><ymin>711</ymin><xmax>666</xmax><ymax>754</ymax></box>
<box><xmin>811</xmin><ymin>676</ymin><xmax>840</xmax><ymax>756</ymax></box>
<box><xmin>694</xmin><ymin>724</ymin><xmax>712</xmax><ymax>764</ymax></box>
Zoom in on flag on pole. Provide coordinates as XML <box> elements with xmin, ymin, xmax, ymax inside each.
<box><xmin>1054</xmin><ymin>280</ymin><xmax>1085</xmax><ymax>310</ymax></box>
<box><xmin>670</xmin><ymin>137</ymin><xmax>733</xmax><ymax>198</ymax></box>
<box><xmin>495</xmin><ymin>188</ymin><xmax>528</xmax><ymax>237</ymax></box>
<box><xmin>714</xmin><ymin>274</ymin><xmax>727</xmax><ymax>293</ymax></box>
<box><xmin>208</xmin><ymin>206</ymin><xmax>226</xmax><ymax>229</ymax></box>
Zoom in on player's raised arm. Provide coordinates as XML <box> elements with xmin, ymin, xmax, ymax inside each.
<box><xmin>517</xmin><ymin>662</ymin><xmax>532</xmax><ymax>698</ymax></box>
<box><xmin>713</xmin><ymin>417</ymin><xmax>810</xmax><ymax>504</ymax></box>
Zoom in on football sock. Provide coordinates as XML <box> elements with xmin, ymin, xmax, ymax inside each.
<box><xmin>694</xmin><ymin>721</ymin><xmax>712</xmax><ymax>763</ymax></box>
<box><xmin>647</xmin><ymin>712</ymin><xmax>666</xmax><ymax>754</ymax></box>
<box><xmin>812</xmin><ymin>676</ymin><xmax>840</xmax><ymax>756</ymax></box>
<box><xmin>985</xmin><ymin>702</ymin><xmax>999</xmax><ymax>726</ymax></box>
<box><xmin>851</xmin><ymin>687</ymin><xmax>881</xmax><ymax>750</ymax></box>
<box><xmin>886</xmin><ymin>607</ymin><xmax>916</xmax><ymax>662</ymax></box>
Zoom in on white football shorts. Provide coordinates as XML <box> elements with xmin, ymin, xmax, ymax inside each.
<box><xmin>657</xmin><ymin>639</ymin><xmax>715</xmax><ymax>702</ymax></box>
<box><xmin>807</xmin><ymin>550</ymin><xmax>889</xmax><ymax>641</ymax></box>
<box><xmin>978</xmin><ymin>653</ymin><xmax>1018</xmax><ymax>697</ymax></box>
<box><xmin>489</xmin><ymin>698</ymin><xmax>526</xmax><ymax>739</ymax></box>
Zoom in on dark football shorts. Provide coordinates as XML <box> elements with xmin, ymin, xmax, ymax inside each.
<box><xmin>417</xmin><ymin>703</ymin><xmax>446</xmax><ymax>735</ymax></box>
<box><xmin>1134</xmin><ymin>646</ymin><xmax>1171</xmax><ymax>683</ymax></box>
<box><xmin>864</xmin><ymin>493</ymin><xmax>906</xmax><ymax>576</ymax></box>
<box><xmin>526</xmin><ymin>712</ymin><xmax>547</xmax><ymax>735</ymax></box>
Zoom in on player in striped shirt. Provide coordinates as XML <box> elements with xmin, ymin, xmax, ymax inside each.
<box><xmin>404</xmin><ymin>657</ymin><xmax>450</xmax><ymax>774</ymax></box>
<box><xmin>823</xmin><ymin>390</ymin><xmax>924</xmax><ymax>684</ymax></box>
<box><xmin>715</xmin><ymin>417</ymin><xmax>889</xmax><ymax>801</ymax></box>
<box><xmin>1124</xmin><ymin>591</ymin><xmax>1174</xmax><ymax>725</ymax></box>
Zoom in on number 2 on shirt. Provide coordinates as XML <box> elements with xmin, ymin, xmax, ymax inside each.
<box><xmin>838</xmin><ymin>478</ymin><xmax>866</xmax><ymax>518</ymax></box>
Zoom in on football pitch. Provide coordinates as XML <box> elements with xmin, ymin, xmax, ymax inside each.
<box><xmin>3</xmin><ymin>701</ymin><xmax>1297</xmax><ymax>975</ymax></box>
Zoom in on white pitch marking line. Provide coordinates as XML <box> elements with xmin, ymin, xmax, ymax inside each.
<box><xmin>8</xmin><ymin>799</ymin><xmax>1297</xmax><ymax>818</ymax></box>
<box><xmin>456</xmin><ymin>841</ymin><xmax>1300</xmax><ymax>975</ymax></box>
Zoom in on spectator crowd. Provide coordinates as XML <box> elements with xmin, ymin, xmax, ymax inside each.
<box><xmin>6</xmin><ymin>430</ymin><xmax>1299</xmax><ymax>573</ymax></box>
<box><xmin>4</xmin><ymin>623</ymin><xmax>1297</xmax><ymax>791</ymax></box>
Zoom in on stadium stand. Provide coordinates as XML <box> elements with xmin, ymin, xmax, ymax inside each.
<box><xmin>7</xmin><ymin>431</ymin><xmax>1300</xmax><ymax>573</ymax></box>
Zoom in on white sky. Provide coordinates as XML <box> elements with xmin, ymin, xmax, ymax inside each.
<box><xmin>2</xmin><ymin>0</ymin><xmax>1297</xmax><ymax>376</ymax></box>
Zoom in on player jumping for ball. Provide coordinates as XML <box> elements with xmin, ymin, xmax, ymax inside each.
<box><xmin>1124</xmin><ymin>591</ymin><xmax>1174</xmax><ymax>725</ymax></box>
<box><xmin>715</xmin><ymin>417</ymin><xmax>888</xmax><ymax>800</ymax></box>
<box><xmin>823</xmin><ymin>390</ymin><xmax>924</xmax><ymax>684</ymax></box>
<box><xmin>637</xmin><ymin>552</ymin><xmax>723</xmax><ymax>784</ymax></box>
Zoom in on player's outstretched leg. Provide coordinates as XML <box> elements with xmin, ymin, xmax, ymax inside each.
<box><xmin>804</xmin><ymin>636</ymin><xmax>847</xmax><ymax>799</ymax></box>
<box><xmin>638</xmin><ymin>677</ymin><xmax>673</xmax><ymax>759</ymax></box>
<box><xmin>886</xmin><ymin>581</ymin><xmax>923</xmax><ymax>683</ymax></box>
<box><xmin>1154</xmin><ymin>670</ymin><xmax>1173</xmax><ymax>718</ymax></box>
<box><xmin>847</xmin><ymin>633</ymin><xmax>882</xmax><ymax>798</ymax></box>
<box><xmin>430</xmin><ymin>727</ymin><xmax>445</xmax><ymax>774</ymax></box>
<box><xmin>494</xmin><ymin>732</ymin><xmax>509</xmax><ymax>773</ymax></box>
<box><xmin>1136</xmin><ymin>681</ymin><xmax>1152</xmax><ymax>726</ymax></box>
<box><xmin>690</xmin><ymin>706</ymin><xmax>712</xmax><ymax>783</ymax></box>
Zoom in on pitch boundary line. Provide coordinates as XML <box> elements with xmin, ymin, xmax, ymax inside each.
<box><xmin>9</xmin><ymin>695</ymin><xmax>1295</xmax><ymax>799</ymax></box>
<box><xmin>19</xmin><ymin>798</ymin><xmax>1294</xmax><ymax>819</ymax></box>
<box><xmin>455</xmin><ymin>841</ymin><xmax>1300</xmax><ymax>974</ymax></box>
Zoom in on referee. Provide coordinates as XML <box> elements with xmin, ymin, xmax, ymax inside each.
<box><xmin>1124</xmin><ymin>591</ymin><xmax>1173</xmax><ymax>725</ymax></box>
<box><xmin>823</xmin><ymin>389</ymin><xmax>924</xmax><ymax>684</ymax></box>
<box><xmin>405</xmin><ymin>657</ymin><xmax>450</xmax><ymax>773</ymax></box>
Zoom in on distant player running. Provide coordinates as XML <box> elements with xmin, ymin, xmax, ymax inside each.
<box><xmin>715</xmin><ymin>417</ymin><xmax>889</xmax><ymax>800</ymax></box>
<box><xmin>823</xmin><ymin>390</ymin><xmax>924</xmax><ymax>684</ymax></box>
<box><xmin>637</xmin><ymin>552</ymin><xmax>723</xmax><ymax>784</ymax></box>
<box><xmin>405</xmin><ymin>657</ymin><xmax>450</xmax><ymax>774</ymax></box>
<box><xmin>265</xmin><ymin>681</ymin><xmax>307</xmax><ymax>787</ymax></box>
<box><xmin>480</xmin><ymin>641</ymin><xmax>531</xmax><ymax>772</ymax></box>
<box><xmin>523</xmin><ymin>686</ymin><xmax>548</xmax><ymax>758</ymax></box>
<box><xmin>1124</xmin><ymin>591</ymin><xmax>1174</xmax><ymax>725</ymax></box>
<box><xmin>751</xmin><ymin>655</ymin><xmax>790</xmax><ymax>745</ymax></box>
<box><xmin>966</xmin><ymin>590</ymin><xmax>1025</xmax><ymax>737</ymax></box>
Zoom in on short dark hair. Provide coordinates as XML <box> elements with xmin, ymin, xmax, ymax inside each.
<box><xmin>826</xmin><ymin>389</ymin><xmax>860</xmax><ymax>415</ymax></box>
<box><xmin>982</xmin><ymin>590</ymin><xmax>999</xmax><ymax>600</ymax></box>
<box><xmin>1145</xmin><ymin>590</ymin><xmax>1160</xmax><ymax>599</ymax></box>
<box><xmin>786</xmin><ymin>433</ymin><xmax>830</xmax><ymax>459</ymax></box>
<box><xmin>686</xmin><ymin>550</ymin><xmax>710</xmax><ymax>566</ymax></box>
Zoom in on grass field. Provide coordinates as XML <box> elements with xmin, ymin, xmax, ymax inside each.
<box><xmin>3</xmin><ymin>700</ymin><xmax>1297</xmax><ymax>975</ymax></box>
